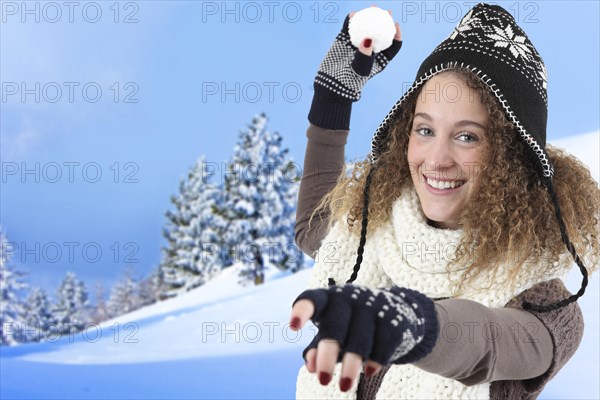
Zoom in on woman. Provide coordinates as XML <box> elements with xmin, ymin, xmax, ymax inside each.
<box><xmin>289</xmin><ymin>3</ymin><xmax>599</xmax><ymax>399</ymax></box>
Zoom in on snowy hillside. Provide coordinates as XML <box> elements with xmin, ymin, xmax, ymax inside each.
<box><xmin>1</xmin><ymin>265</ymin><xmax>315</xmax><ymax>399</ymax></box>
<box><xmin>1</xmin><ymin>132</ymin><xmax>598</xmax><ymax>400</ymax></box>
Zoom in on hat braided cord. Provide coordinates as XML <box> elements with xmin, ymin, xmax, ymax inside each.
<box><xmin>522</xmin><ymin>178</ymin><xmax>590</xmax><ymax>312</ymax></box>
<box><xmin>347</xmin><ymin>165</ymin><xmax>376</xmax><ymax>284</ymax></box>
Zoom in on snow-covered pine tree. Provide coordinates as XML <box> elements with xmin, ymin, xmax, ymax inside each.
<box><xmin>21</xmin><ymin>287</ymin><xmax>56</xmax><ymax>342</ymax></box>
<box><xmin>219</xmin><ymin>113</ymin><xmax>304</xmax><ymax>285</ymax></box>
<box><xmin>90</xmin><ymin>282</ymin><xmax>109</xmax><ymax>324</ymax></box>
<box><xmin>159</xmin><ymin>155</ymin><xmax>225</xmax><ymax>296</ymax></box>
<box><xmin>185</xmin><ymin>156</ymin><xmax>227</xmax><ymax>281</ymax></box>
<box><xmin>159</xmin><ymin>178</ymin><xmax>189</xmax><ymax>294</ymax></box>
<box><xmin>107</xmin><ymin>268</ymin><xmax>140</xmax><ymax>317</ymax></box>
<box><xmin>53</xmin><ymin>271</ymin><xmax>90</xmax><ymax>335</ymax></box>
<box><xmin>138</xmin><ymin>267</ymin><xmax>164</xmax><ymax>306</ymax></box>
<box><xmin>0</xmin><ymin>229</ymin><xmax>28</xmax><ymax>345</ymax></box>
<box><xmin>260</xmin><ymin>128</ymin><xmax>304</xmax><ymax>273</ymax></box>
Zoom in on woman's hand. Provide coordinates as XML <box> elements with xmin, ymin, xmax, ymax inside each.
<box><xmin>350</xmin><ymin>8</ymin><xmax>403</xmax><ymax>57</ymax></box>
<box><xmin>317</xmin><ymin>8</ymin><xmax>402</xmax><ymax>99</ymax></box>
<box><xmin>308</xmin><ymin>7</ymin><xmax>402</xmax><ymax>130</ymax></box>
<box><xmin>289</xmin><ymin>284</ymin><xmax>438</xmax><ymax>392</ymax></box>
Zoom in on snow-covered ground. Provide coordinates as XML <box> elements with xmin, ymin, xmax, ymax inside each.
<box><xmin>1</xmin><ymin>131</ymin><xmax>598</xmax><ymax>400</ymax></box>
<box><xmin>1</xmin><ymin>266</ymin><xmax>315</xmax><ymax>399</ymax></box>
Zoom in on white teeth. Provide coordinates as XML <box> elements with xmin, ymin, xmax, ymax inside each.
<box><xmin>426</xmin><ymin>177</ymin><xmax>465</xmax><ymax>189</ymax></box>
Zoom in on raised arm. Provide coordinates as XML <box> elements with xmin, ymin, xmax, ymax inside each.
<box><xmin>295</xmin><ymin>124</ymin><xmax>348</xmax><ymax>258</ymax></box>
<box><xmin>295</xmin><ymin>10</ymin><xmax>402</xmax><ymax>258</ymax></box>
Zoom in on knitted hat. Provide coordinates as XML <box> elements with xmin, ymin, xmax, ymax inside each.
<box><xmin>348</xmin><ymin>3</ymin><xmax>589</xmax><ymax>312</ymax></box>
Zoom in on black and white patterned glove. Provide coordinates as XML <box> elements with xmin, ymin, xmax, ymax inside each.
<box><xmin>294</xmin><ymin>284</ymin><xmax>438</xmax><ymax>366</ymax></box>
<box><xmin>308</xmin><ymin>14</ymin><xmax>403</xmax><ymax>130</ymax></box>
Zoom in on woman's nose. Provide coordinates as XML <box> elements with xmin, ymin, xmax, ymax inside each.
<box><xmin>423</xmin><ymin>138</ymin><xmax>456</xmax><ymax>176</ymax></box>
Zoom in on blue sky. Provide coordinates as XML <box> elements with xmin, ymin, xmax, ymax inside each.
<box><xmin>1</xmin><ymin>1</ymin><xmax>599</xmax><ymax>292</ymax></box>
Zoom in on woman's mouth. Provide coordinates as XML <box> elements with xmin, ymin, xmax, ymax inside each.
<box><xmin>425</xmin><ymin>176</ymin><xmax>466</xmax><ymax>190</ymax></box>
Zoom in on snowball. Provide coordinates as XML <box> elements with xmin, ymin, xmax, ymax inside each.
<box><xmin>348</xmin><ymin>7</ymin><xmax>396</xmax><ymax>53</ymax></box>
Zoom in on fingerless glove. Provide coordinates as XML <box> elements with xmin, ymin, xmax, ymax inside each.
<box><xmin>294</xmin><ymin>284</ymin><xmax>438</xmax><ymax>366</ymax></box>
<box><xmin>308</xmin><ymin>14</ymin><xmax>403</xmax><ymax>130</ymax></box>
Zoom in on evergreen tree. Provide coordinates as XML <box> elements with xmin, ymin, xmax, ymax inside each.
<box><xmin>158</xmin><ymin>113</ymin><xmax>304</xmax><ymax>294</ymax></box>
<box><xmin>21</xmin><ymin>288</ymin><xmax>56</xmax><ymax>342</ymax></box>
<box><xmin>219</xmin><ymin>113</ymin><xmax>304</xmax><ymax>285</ymax></box>
<box><xmin>260</xmin><ymin>128</ymin><xmax>304</xmax><ymax>273</ymax></box>
<box><xmin>138</xmin><ymin>267</ymin><xmax>164</xmax><ymax>306</ymax></box>
<box><xmin>90</xmin><ymin>282</ymin><xmax>109</xmax><ymax>324</ymax></box>
<box><xmin>53</xmin><ymin>271</ymin><xmax>90</xmax><ymax>335</ymax></box>
<box><xmin>159</xmin><ymin>177</ymin><xmax>190</xmax><ymax>294</ymax></box>
<box><xmin>0</xmin><ymin>229</ymin><xmax>28</xmax><ymax>345</ymax></box>
<box><xmin>107</xmin><ymin>268</ymin><xmax>139</xmax><ymax>317</ymax></box>
<box><xmin>159</xmin><ymin>156</ymin><xmax>225</xmax><ymax>296</ymax></box>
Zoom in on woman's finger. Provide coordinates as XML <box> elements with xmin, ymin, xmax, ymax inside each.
<box><xmin>339</xmin><ymin>352</ymin><xmax>363</xmax><ymax>392</ymax></box>
<box><xmin>316</xmin><ymin>338</ymin><xmax>340</xmax><ymax>386</ymax></box>
<box><xmin>290</xmin><ymin>299</ymin><xmax>314</xmax><ymax>331</ymax></box>
<box><xmin>394</xmin><ymin>22</ymin><xmax>402</xmax><ymax>41</ymax></box>
<box><xmin>358</xmin><ymin>37</ymin><xmax>373</xmax><ymax>56</ymax></box>
<box><xmin>363</xmin><ymin>359</ymin><xmax>383</xmax><ymax>378</ymax></box>
<box><xmin>305</xmin><ymin>347</ymin><xmax>317</xmax><ymax>373</ymax></box>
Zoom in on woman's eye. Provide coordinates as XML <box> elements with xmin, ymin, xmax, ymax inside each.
<box><xmin>457</xmin><ymin>133</ymin><xmax>479</xmax><ymax>143</ymax></box>
<box><xmin>415</xmin><ymin>127</ymin><xmax>433</xmax><ymax>136</ymax></box>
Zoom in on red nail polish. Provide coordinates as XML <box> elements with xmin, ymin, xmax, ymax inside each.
<box><xmin>318</xmin><ymin>372</ymin><xmax>332</xmax><ymax>385</ymax></box>
<box><xmin>363</xmin><ymin>38</ymin><xmax>372</xmax><ymax>48</ymax></box>
<box><xmin>340</xmin><ymin>377</ymin><xmax>352</xmax><ymax>392</ymax></box>
<box><xmin>365</xmin><ymin>366</ymin><xmax>377</xmax><ymax>377</ymax></box>
<box><xmin>290</xmin><ymin>317</ymin><xmax>301</xmax><ymax>330</ymax></box>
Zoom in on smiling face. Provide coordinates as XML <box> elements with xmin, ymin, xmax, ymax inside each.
<box><xmin>407</xmin><ymin>71</ymin><xmax>490</xmax><ymax>229</ymax></box>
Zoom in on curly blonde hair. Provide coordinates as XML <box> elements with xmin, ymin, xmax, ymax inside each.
<box><xmin>310</xmin><ymin>68</ymin><xmax>599</xmax><ymax>295</ymax></box>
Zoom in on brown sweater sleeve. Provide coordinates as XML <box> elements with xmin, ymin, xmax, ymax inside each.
<box><xmin>295</xmin><ymin>124</ymin><xmax>349</xmax><ymax>258</ymax></box>
<box><xmin>489</xmin><ymin>279</ymin><xmax>584</xmax><ymax>399</ymax></box>
<box><xmin>413</xmin><ymin>297</ymin><xmax>555</xmax><ymax>385</ymax></box>
<box><xmin>413</xmin><ymin>279</ymin><xmax>583</xmax><ymax>392</ymax></box>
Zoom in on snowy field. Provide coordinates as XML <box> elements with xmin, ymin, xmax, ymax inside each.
<box><xmin>1</xmin><ymin>266</ymin><xmax>314</xmax><ymax>399</ymax></box>
<box><xmin>1</xmin><ymin>131</ymin><xmax>599</xmax><ymax>399</ymax></box>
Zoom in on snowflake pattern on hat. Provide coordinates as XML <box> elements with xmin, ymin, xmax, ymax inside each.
<box><xmin>537</xmin><ymin>61</ymin><xmax>548</xmax><ymax>89</ymax></box>
<box><xmin>487</xmin><ymin>24</ymin><xmax>531</xmax><ymax>59</ymax></box>
<box><xmin>448</xmin><ymin>9</ymin><xmax>479</xmax><ymax>40</ymax></box>
<box><xmin>441</xmin><ymin>5</ymin><xmax>547</xmax><ymax>103</ymax></box>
